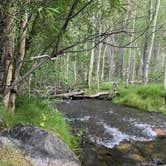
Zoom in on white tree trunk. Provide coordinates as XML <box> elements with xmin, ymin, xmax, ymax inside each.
<box><xmin>88</xmin><ymin>42</ymin><xmax>95</xmax><ymax>88</ymax></box>
<box><xmin>125</xmin><ymin>9</ymin><xmax>136</xmax><ymax>87</ymax></box>
<box><xmin>74</xmin><ymin>57</ymin><xmax>77</xmax><ymax>85</ymax></box>
<box><xmin>164</xmin><ymin>49</ymin><xmax>166</xmax><ymax>104</ymax></box>
<box><xmin>108</xmin><ymin>44</ymin><xmax>114</xmax><ymax>82</ymax></box>
<box><xmin>96</xmin><ymin>36</ymin><xmax>102</xmax><ymax>90</ymax></box>
<box><xmin>142</xmin><ymin>0</ymin><xmax>160</xmax><ymax>84</ymax></box>
<box><xmin>101</xmin><ymin>45</ymin><xmax>108</xmax><ymax>80</ymax></box>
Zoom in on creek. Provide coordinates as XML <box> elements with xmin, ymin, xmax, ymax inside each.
<box><xmin>55</xmin><ymin>99</ymin><xmax>166</xmax><ymax>166</ymax></box>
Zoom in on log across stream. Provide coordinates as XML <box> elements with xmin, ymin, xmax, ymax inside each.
<box><xmin>55</xmin><ymin>99</ymin><xmax>166</xmax><ymax>166</ymax></box>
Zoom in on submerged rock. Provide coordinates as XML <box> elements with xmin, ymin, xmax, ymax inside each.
<box><xmin>0</xmin><ymin>123</ymin><xmax>80</xmax><ymax>166</ymax></box>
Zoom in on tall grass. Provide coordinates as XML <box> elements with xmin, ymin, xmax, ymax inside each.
<box><xmin>113</xmin><ymin>83</ymin><xmax>165</xmax><ymax>114</ymax></box>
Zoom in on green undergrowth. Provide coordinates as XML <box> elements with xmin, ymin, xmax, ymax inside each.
<box><xmin>113</xmin><ymin>83</ymin><xmax>166</xmax><ymax>115</ymax></box>
<box><xmin>84</xmin><ymin>82</ymin><xmax>114</xmax><ymax>95</ymax></box>
<box><xmin>0</xmin><ymin>96</ymin><xmax>77</xmax><ymax>151</ymax></box>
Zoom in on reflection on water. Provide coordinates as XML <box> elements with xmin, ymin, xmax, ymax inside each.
<box><xmin>55</xmin><ymin>99</ymin><xmax>166</xmax><ymax>166</ymax></box>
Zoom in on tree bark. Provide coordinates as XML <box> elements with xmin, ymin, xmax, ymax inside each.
<box><xmin>108</xmin><ymin>43</ymin><xmax>114</xmax><ymax>82</ymax></box>
<box><xmin>96</xmin><ymin>32</ymin><xmax>102</xmax><ymax>90</ymax></box>
<box><xmin>74</xmin><ymin>56</ymin><xmax>77</xmax><ymax>85</ymax></box>
<box><xmin>142</xmin><ymin>0</ymin><xmax>160</xmax><ymax>84</ymax></box>
<box><xmin>125</xmin><ymin>9</ymin><xmax>136</xmax><ymax>87</ymax></box>
<box><xmin>9</xmin><ymin>12</ymin><xmax>28</xmax><ymax>112</ymax></box>
<box><xmin>88</xmin><ymin>42</ymin><xmax>95</xmax><ymax>88</ymax></box>
<box><xmin>164</xmin><ymin>49</ymin><xmax>166</xmax><ymax>104</ymax></box>
<box><xmin>2</xmin><ymin>1</ymin><xmax>14</xmax><ymax>110</ymax></box>
<box><xmin>0</xmin><ymin>8</ymin><xmax>6</xmax><ymax>97</ymax></box>
<box><xmin>101</xmin><ymin>45</ymin><xmax>108</xmax><ymax>80</ymax></box>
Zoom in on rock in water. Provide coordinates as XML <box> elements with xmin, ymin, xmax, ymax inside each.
<box><xmin>0</xmin><ymin>123</ymin><xmax>80</xmax><ymax>166</ymax></box>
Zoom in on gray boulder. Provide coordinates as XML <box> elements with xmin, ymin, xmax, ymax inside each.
<box><xmin>0</xmin><ymin>123</ymin><xmax>80</xmax><ymax>166</ymax></box>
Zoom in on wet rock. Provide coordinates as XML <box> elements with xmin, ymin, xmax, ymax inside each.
<box><xmin>128</xmin><ymin>154</ymin><xmax>145</xmax><ymax>162</ymax></box>
<box><xmin>153</xmin><ymin>128</ymin><xmax>166</xmax><ymax>138</ymax></box>
<box><xmin>0</xmin><ymin>123</ymin><xmax>80</xmax><ymax>166</ymax></box>
<box><xmin>117</xmin><ymin>143</ymin><xmax>131</xmax><ymax>153</ymax></box>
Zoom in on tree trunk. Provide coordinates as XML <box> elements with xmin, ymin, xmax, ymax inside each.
<box><xmin>88</xmin><ymin>42</ymin><xmax>95</xmax><ymax>88</ymax></box>
<box><xmin>2</xmin><ymin>1</ymin><xmax>14</xmax><ymax>110</ymax></box>
<box><xmin>0</xmin><ymin>8</ymin><xmax>6</xmax><ymax>97</ymax></box>
<box><xmin>74</xmin><ymin>56</ymin><xmax>77</xmax><ymax>85</ymax></box>
<box><xmin>66</xmin><ymin>55</ymin><xmax>69</xmax><ymax>82</ymax></box>
<box><xmin>135</xmin><ymin>42</ymin><xmax>143</xmax><ymax>80</ymax></box>
<box><xmin>108</xmin><ymin>44</ymin><xmax>114</xmax><ymax>82</ymax></box>
<box><xmin>101</xmin><ymin>45</ymin><xmax>108</xmax><ymax>80</ymax></box>
<box><xmin>142</xmin><ymin>0</ymin><xmax>160</xmax><ymax>84</ymax></box>
<box><xmin>96</xmin><ymin>35</ymin><xmax>102</xmax><ymax>90</ymax></box>
<box><xmin>164</xmin><ymin>49</ymin><xmax>166</xmax><ymax>104</ymax></box>
<box><xmin>9</xmin><ymin>12</ymin><xmax>28</xmax><ymax>112</ymax></box>
<box><xmin>125</xmin><ymin>9</ymin><xmax>136</xmax><ymax>87</ymax></box>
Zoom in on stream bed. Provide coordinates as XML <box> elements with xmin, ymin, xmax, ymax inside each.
<box><xmin>55</xmin><ymin>99</ymin><xmax>166</xmax><ymax>166</ymax></box>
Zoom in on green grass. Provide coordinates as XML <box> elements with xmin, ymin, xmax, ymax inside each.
<box><xmin>113</xmin><ymin>83</ymin><xmax>166</xmax><ymax>115</ymax></box>
<box><xmin>0</xmin><ymin>96</ymin><xmax>77</xmax><ymax>151</ymax></box>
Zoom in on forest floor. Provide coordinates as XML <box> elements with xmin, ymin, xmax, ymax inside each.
<box><xmin>85</xmin><ymin>83</ymin><xmax>166</xmax><ymax>115</ymax></box>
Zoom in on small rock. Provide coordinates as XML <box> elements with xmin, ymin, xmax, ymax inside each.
<box><xmin>153</xmin><ymin>128</ymin><xmax>166</xmax><ymax>138</ymax></box>
<box><xmin>128</xmin><ymin>154</ymin><xmax>145</xmax><ymax>162</ymax></box>
<box><xmin>117</xmin><ymin>143</ymin><xmax>131</xmax><ymax>153</ymax></box>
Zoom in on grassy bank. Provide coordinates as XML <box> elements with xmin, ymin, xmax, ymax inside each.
<box><xmin>0</xmin><ymin>96</ymin><xmax>77</xmax><ymax>151</ymax></box>
<box><xmin>113</xmin><ymin>83</ymin><xmax>165</xmax><ymax>114</ymax></box>
<box><xmin>85</xmin><ymin>83</ymin><xmax>166</xmax><ymax>115</ymax></box>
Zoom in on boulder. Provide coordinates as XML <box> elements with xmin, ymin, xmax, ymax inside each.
<box><xmin>0</xmin><ymin>123</ymin><xmax>80</xmax><ymax>166</ymax></box>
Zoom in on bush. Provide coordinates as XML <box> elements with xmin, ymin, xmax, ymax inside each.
<box><xmin>137</xmin><ymin>84</ymin><xmax>163</xmax><ymax>99</ymax></box>
<box><xmin>100</xmin><ymin>82</ymin><xmax>113</xmax><ymax>90</ymax></box>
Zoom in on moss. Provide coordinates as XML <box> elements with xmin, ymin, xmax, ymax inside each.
<box><xmin>0</xmin><ymin>145</ymin><xmax>32</xmax><ymax>166</ymax></box>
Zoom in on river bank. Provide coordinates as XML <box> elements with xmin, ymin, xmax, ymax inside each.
<box><xmin>0</xmin><ymin>96</ymin><xmax>78</xmax><ymax>165</ymax></box>
<box><xmin>85</xmin><ymin>83</ymin><xmax>165</xmax><ymax>115</ymax></box>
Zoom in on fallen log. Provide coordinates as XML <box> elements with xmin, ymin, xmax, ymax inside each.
<box><xmin>50</xmin><ymin>91</ymin><xmax>111</xmax><ymax>100</ymax></box>
<box><xmin>50</xmin><ymin>90</ymin><xmax>119</xmax><ymax>100</ymax></box>
<box><xmin>50</xmin><ymin>91</ymin><xmax>84</xmax><ymax>99</ymax></box>
<box><xmin>71</xmin><ymin>91</ymin><xmax>110</xmax><ymax>100</ymax></box>
<box><xmin>89</xmin><ymin>91</ymin><xmax>110</xmax><ymax>98</ymax></box>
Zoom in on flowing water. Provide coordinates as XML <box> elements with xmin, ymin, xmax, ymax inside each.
<box><xmin>55</xmin><ymin>99</ymin><xmax>166</xmax><ymax>166</ymax></box>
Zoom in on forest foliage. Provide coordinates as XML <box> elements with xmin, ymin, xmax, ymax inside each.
<box><xmin>0</xmin><ymin>0</ymin><xmax>165</xmax><ymax>112</ymax></box>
